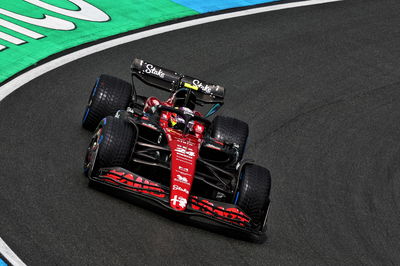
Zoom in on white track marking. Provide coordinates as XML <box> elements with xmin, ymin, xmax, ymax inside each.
<box><xmin>0</xmin><ymin>32</ymin><xmax>26</xmax><ymax>45</ymax></box>
<box><xmin>0</xmin><ymin>18</ymin><xmax>44</xmax><ymax>39</ymax></box>
<box><xmin>0</xmin><ymin>0</ymin><xmax>341</xmax><ymax>101</ymax></box>
<box><xmin>0</xmin><ymin>238</ymin><xmax>26</xmax><ymax>266</ymax></box>
<box><xmin>0</xmin><ymin>0</ymin><xmax>341</xmax><ymax>263</ymax></box>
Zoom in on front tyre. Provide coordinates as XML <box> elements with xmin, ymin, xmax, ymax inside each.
<box><xmin>235</xmin><ymin>164</ymin><xmax>271</xmax><ymax>227</ymax></box>
<box><xmin>84</xmin><ymin>116</ymin><xmax>137</xmax><ymax>177</ymax></box>
<box><xmin>82</xmin><ymin>74</ymin><xmax>133</xmax><ymax>131</ymax></box>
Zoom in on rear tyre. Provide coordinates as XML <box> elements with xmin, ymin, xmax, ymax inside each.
<box><xmin>235</xmin><ymin>164</ymin><xmax>271</xmax><ymax>226</ymax></box>
<box><xmin>84</xmin><ymin>116</ymin><xmax>137</xmax><ymax>177</ymax></box>
<box><xmin>82</xmin><ymin>74</ymin><xmax>133</xmax><ymax>131</ymax></box>
<box><xmin>211</xmin><ymin>116</ymin><xmax>249</xmax><ymax>160</ymax></box>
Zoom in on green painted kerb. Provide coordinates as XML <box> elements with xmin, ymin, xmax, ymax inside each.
<box><xmin>0</xmin><ymin>0</ymin><xmax>198</xmax><ymax>83</ymax></box>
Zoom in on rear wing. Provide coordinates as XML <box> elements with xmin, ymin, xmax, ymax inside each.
<box><xmin>131</xmin><ymin>58</ymin><xmax>224</xmax><ymax>104</ymax></box>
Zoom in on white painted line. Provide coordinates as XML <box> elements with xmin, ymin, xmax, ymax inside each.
<box><xmin>0</xmin><ymin>238</ymin><xmax>26</xmax><ymax>266</ymax></box>
<box><xmin>0</xmin><ymin>32</ymin><xmax>26</xmax><ymax>45</ymax></box>
<box><xmin>0</xmin><ymin>18</ymin><xmax>44</xmax><ymax>39</ymax></box>
<box><xmin>0</xmin><ymin>0</ymin><xmax>342</xmax><ymax>101</ymax></box>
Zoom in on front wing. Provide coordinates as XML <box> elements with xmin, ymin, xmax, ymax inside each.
<box><xmin>88</xmin><ymin>167</ymin><xmax>268</xmax><ymax>237</ymax></box>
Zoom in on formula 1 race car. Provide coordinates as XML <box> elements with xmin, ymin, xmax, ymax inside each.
<box><xmin>82</xmin><ymin>58</ymin><xmax>272</xmax><ymax>241</ymax></box>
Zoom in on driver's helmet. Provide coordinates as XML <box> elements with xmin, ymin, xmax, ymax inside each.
<box><xmin>171</xmin><ymin>88</ymin><xmax>196</xmax><ymax>110</ymax></box>
<box><xmin>169</xmin><ymin>107</ymin><xmax>195</xmax><ymax>130</ymax></box>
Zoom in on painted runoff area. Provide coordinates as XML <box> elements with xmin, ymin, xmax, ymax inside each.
<box><xmin>0</xmin><ymin>0</ymin><xmax>197</xmax><ymax>84</ymax></box>
<box><xmin>0</xmin><ymin>0</ymin><xmax>342</xmax><ymax>265</ymax></box>
<box><xmin>171</xmin><ymin>0</ymin><xmax>280</xmax><ymax>12</ymax></box>
<box><xmin>0</xmin><ymin>0</ymin><xmax>284</xmax><ymax>85</ymax></box>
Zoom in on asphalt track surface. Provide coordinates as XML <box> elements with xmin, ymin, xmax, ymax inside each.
<box><xmin>1</xmin><ymin>0</ymin><xmax>400</xmax><ymax>264</ymax></box>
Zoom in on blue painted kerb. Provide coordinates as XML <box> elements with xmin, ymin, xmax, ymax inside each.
<box><xmin>171</xmin><ymin>0</ymin><xmax>280</xmax><ymax>13</ymax></box>
<box><xmin>0</xmin><ymin>258</ymin><xmax>8</xmax><ymax>266</ymax></box>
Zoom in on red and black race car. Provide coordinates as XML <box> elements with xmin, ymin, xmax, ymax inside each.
<box><xmin>82</xmin><ymin>58</ymin><xmax>272</xmax><ymax>241</ymax></box>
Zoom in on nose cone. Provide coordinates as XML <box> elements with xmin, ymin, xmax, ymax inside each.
<box><xmin>167</xmin><ymin>131</ymin><xmax>200</xmax><ymax>211</ymax></box>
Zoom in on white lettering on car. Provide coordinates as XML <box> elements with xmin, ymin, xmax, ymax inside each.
<box><xmin>176</xmin><ymin>171</ymin><xmax>190</xmax><ymax>178</ymax></box>
<box><xmin>193</xmin><ymin>79</ymin><xmax>212</xmax><ymax>93</ymax></box>
<box><xmin>145</xmin><ymin>64</ymin><xmax>165</xmax><ymax>78</ymax></box>
<box><xmin>172</xmin><ymin>185</ymin><xmax>189</xmax><ymax>194</ymax></box>
<box><xmin>170</xmin><ymin>195</ymin><xmax>187</xmax><ymax>208</ymax></box>
<box><xmin>174</xmin><ymin>147</ymin><xmax>195</xmax><ymax>157</ymax></box>
<box><xmin>178</xmin><ymin>166</ymin><xmax>189</xmax><ymax>172</ymax></box>
<box><xmin>176</xmin><ymin>174</ymin><xmax>189</xmax><ymax>183</ymax></box>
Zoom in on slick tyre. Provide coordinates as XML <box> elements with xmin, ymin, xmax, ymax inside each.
<box><xmin>82</xmin><ymin>74</ymin><xmax>133</xmax><ymax>131</ymax></box>
<box><xmin>236</xmin><ymin>164</ymin><xmax>271</xmax><ymax>225</ymax></box>
<box><xmin>211</xmin><ymin>116</ymin><xmax>248</xmax><ymax>160</ymax></box>
<box><xmin>84</xmin><ymin>116</ymin><xmax>137</xmax><ymax>177</ymax></box>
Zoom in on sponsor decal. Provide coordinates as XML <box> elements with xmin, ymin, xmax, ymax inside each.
<box><xmin>183</xmin><ymin>82</ymin><xmax>199</xmax><ymax>90</ymax></box>
<box><xmin>174</xmin><ymin>142</ymin><xmax>197</xmax><ymax>165</ymax></box>
<box><xmin>178</xmin><ymin>166</ymin><xmax>189</xmax><ymax>172</ymax></box>
<box><xmin>104</xmin><ymin>170</ymin><xmax>166</xmax><ymax>198</ymax></box>
<box><xmin>191</xmin><ymin>197</ymin><xmax>250</xmax><ymax>226</ymax></box>
<box><xmin>193</xmin><ymin>79</ymin><xmax>212</xmax><ymax>93</ymax></box>
<box><xmin>176</xmin><ymin>170</ymin><xmax>191</xmax><ymax>177</ymax></box>
<box><xmin>176</xmin><ymin>158</ymin><xmax>193</xmax><ymax>165</ymax></box>
<box><xmin>175</xmin><ymin>138</ymin><xmax>195</xmax><ymax>146</ymax></box>
<box><xmin>172</xmin><ymin>184</ymin><xmax>189</xmax><ymax>194</ymax></box>
<box><xmin>170</xmin><ymin>195</ymin><xmax>187</xmax><ymax>208</ymax></box>
<box><xmin>175</xmin><ymin>146</ymin><xmax>195</xmax><ymax>157</ymax></box>
<box><xmin>174</xmin><ymin>177</ymin><xmax>189</xmax><ymax>185</ymax></box>
<box><xmin>144</xmin><ymin>64</ymin><xmax>165</xmax><ymax>78</ymax></box>
<box><xmin>175</xmin><ymin>174</ymin><xmax>189</xmax><ymax>184</ymax></box>
<box><xmin>194</xmin><ymin>124</ymin><xmax>204</xmax><ymax>134</ymax></box>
